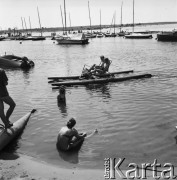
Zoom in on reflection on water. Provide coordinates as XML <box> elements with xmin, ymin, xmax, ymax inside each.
<box><xmin>58</xmin><ymin>103</ymin><xmax>68</xmax><ymax>117</ymax></box>
<box><xmin>0</xmin><ymin>27</ymin><xmax>177</xmax><ymax>169</ymax></box>
<box><xmin>85</xmin><ymin>84</ymin><xmax>111</xmax><ymax>99</ymax></box>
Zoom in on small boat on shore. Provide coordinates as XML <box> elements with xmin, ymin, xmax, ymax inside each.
<box><xmin>0</xmin><ymin>109</ymin><xmax>36</xmax><ymax>152</ymax></box>
<box><xmin>156</xmin><ymin>29</ymin><xmax>177</xmax><ymax>41</ymax></box>
<box><xmin>0</xmin><ymin>54</ymin><xmax>35</xmax><ymax>68</ymax></box>
<box><xmin>50</xmin><ymin>73</ymin><xmax>152</xmax><ymax>87</ymax></box>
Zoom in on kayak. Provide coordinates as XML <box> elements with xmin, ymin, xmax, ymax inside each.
<box><xmin>48</xmin><ymin>70</ymin><xmax>134</xmax><ymax>82</ymax></box>
<box><xmin>0</xmin><ymin>109</ymin><xmax>36</xmax><ymax>152</ymax></box>
<box><xmin>0</xmin><ymin>54</ymin><xmax>35</xmax><ymax>69</ymax></box>
<box><xmin>51</xmin><ymin>73</ymin><xmax>152</xmax><ymax>87</ymax></box>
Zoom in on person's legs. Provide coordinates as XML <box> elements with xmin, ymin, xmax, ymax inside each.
<box><xmin>69</xmin><ymin>138</ymin><xmax>84</xmax><ymax>149</ymax></box>
<box><xmin>1</xmin><ymin>96</ymin><xmax>16</xmax><ymax>122</ymax></box>
<box><xmin>0</xmin><ymin>100</ymin><xmax>8</xmax><ymax>127</ymax></box>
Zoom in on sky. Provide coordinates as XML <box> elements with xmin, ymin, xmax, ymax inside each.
<box><xmin>0</xmin><ymin>0</ymin><xmax>177</xmax><ymax>30</ymax></box>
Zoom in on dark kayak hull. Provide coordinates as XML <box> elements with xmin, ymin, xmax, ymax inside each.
<box><xmin>0</xmin><ymin>110</ymin><xmax>35</xmax><ymax>151</ymax></box>
<box><xmin>48</xmin><ymin>70</ymin><xmax>134</xmax><ymax>81</ymax></box>
<box><xmin>51</xmin><ymin>73</ymin><xmax>152</xmax><ymax>87</ymax></box>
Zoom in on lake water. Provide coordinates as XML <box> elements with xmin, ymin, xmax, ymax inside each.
<box><xmin>0</xmin><ymin>24</ymin><xmax>177</xmax><ymax>170</ymax></box>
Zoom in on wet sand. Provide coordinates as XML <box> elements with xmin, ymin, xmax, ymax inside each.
<box><xmin>1</xmin><ymin>152</ymin><xmax>175</xmax><ymax>180</ymax></box>
<box><xmin>0</xmin><ymin>152</ymin><xmax>104</xmax><ymax>180</ymax></box>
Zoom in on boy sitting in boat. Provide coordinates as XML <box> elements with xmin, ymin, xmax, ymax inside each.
<box><xmin>80</xmin><ymin>56</ymin><xmax>111</xmax><ymax>79</ymax></box>
<box><xmin>56</xmin><ymin>118</ymin><xmax>87</xmax><ymax>151</ymax></box>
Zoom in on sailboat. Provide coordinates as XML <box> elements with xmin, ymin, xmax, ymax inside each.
<box><xmin>117</xmin><ymin>1</ymin><xmax>130</xmax><ymax>36</ymax></box>
<box><xmin>85</xmin><ymin>1</ymin><xmax>96</xmax><ymax>39</ymax></box>
<box><xmin>110</xmin><ymin>12</ymin><xmax>117</xmax><ymax>37</ymax></box>
<box><xmin>97</xmin><ymin>9</ymin><xmax>104</xmax><ymax>38</ymax></box>
<box><xmin>56</xmin><ymin>0</ymin><xmax>89</xmax><ymax>44</ymax></box>
<box><xmin>32</xmin><ymin>7</ymin><xmax>46</xmax><ymax>41</ymax></box>
<box><xmin>125</xmin><ymin>0</ymin><xmax>152</xmax><ymax>39</ymax></box>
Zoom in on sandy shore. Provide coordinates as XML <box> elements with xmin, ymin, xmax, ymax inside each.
<box><xmin>0</xmin><ymin>152</ymin><xmax>104</xmax><ymax>180</ymax></box>
<box><xmin>0</xmin><ymin>152</ymin><xmax>176</xmax><ymax>180</ymax></box>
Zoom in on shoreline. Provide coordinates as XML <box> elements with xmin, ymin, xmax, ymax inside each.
<box><xmin>1</xmin><ymin>152</ymin><xmax>176</xmax><ymax>180</ymax></box>
<box><xmin>1</xmin><ymin>21</ymin><xmax>177</xmax><ymax>34</ymax></box>
<box><xmin>0</xmin><ymin>152</ymin><xmax>104</xmax><ymax>180</ymax></box>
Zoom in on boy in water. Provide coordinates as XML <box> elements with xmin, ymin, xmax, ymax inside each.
<box><xmin>57</xmin><ymin>85</ymin><xmax>66</xmax><ymax>105</ymax></box>
<box><xmin>57</xmin><ymin>118</ymin><xmax>87</xmax><ymax>151</ymax></box>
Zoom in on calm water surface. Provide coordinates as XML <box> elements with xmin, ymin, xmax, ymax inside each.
<box><xmin>0</xmin><ymin>30</ymin><xmax>177</xmax><ymax>169</ymax></box>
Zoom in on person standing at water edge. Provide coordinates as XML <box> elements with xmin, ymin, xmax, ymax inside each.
<box><xmin>57</xmin><ymin>118</ymin><xmax>87</xmax><ymax>151</ymax></box>
<box><xmin>0</xmin><ymin>68</ymin><xmax>16</xmax><ymax>129</ymax></box>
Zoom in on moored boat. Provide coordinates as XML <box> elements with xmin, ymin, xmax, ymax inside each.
<box><xmin>125</xmin><ymin>33</ymin><xmax>153</xmax><ymax>39</ymax></box>
<box><xmin>0</xmin><ymin>109</ymin><xmax>36</xmax><ymax>151</ymax></box>
<box><xmin>56</xmin><ymin>33</ymin><xmax>89</xmax><ymax>45</ymax></box>
<box><xmin>32</xmin><ymin>36</ymin><xmax>46</xmax><ymax>41</ymax></box>
<box><xmin>117</xmin><ymin>31</ymin><xmax>130</xmax><ymax>37</ymax></box>
<box><xmin>157</xmin><ymin>29</ymin><xmax>177</xmax><ymax>41</ymax></box>
<box><xmin>0</xmin><ymin>36</ymin><xmax>6</xmax><ymax>41</ymax></box>
<box><xmin>0</xmin><ymin>54</ymin><xmax>35</xmax><ymax>68</ymax></box>
<box><xmin>97</xmin><ymin>33</ymin><xmax>104</xmax><ymax>38</ymax></box>
<box><xmin>51</xmin><ymin>73</ymin><xmax>152</xmax><ymax>87</ymax></box>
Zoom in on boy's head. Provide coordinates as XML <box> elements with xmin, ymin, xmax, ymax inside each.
<box><xmin>59</xmin><ymin>85</ymin><xmax>66</xmax><ymax>94</ymax></box>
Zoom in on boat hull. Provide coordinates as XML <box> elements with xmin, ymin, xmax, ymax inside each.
<box><xmin>0</xmin><ymin>55</ymin><xmax>35</xmax><ymax>68</ymax></box>
<box><xmin>56</xmin><ymin>39</ymin><xmax>89</xmax><ymax>44</ymax></box>
<box><xmin>0</xmin><ymin>110</ymin><xmax>35</xmax><ymax>151</ymax></box>
<box><xmin>157</xmin><ymin>32</ymin><xmax>177</xmax><ymax>41</ymax></box>
<box><xmin>125</xmin><ymin>33</ymin><xmax>153</xmax><ymax>39</ymax></box>
<box><xmin>51</xmin><ymin>73</ymin><xmax>152</xmax><ymax>87</ymax></box>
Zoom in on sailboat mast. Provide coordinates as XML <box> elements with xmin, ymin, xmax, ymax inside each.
<box><xmin>120</xmin><ymin>1</ymin><xmax>123</xmax><ymax>32</ymax></box>
<box><xmin>88</xmin><ymin>1</ymin><xmax>92</xmax><ymax>34</ymax></box>
<box><xmin>69</xmin><ymin>12</ymin><xmax>71</xmax><ymax>31</ymax></box>
<box><xmin>37</xmin><ymin>6</ymin><xmax>43</xmax><ymax>36</ymax></box>
<box><xmin>64</xmin><ymin>0</ymin><xmax>67</xmax><ymax>34</ymax></box>
<box><xmin>109</xmin><ymin>14</ymin><xmax>114</xmax><ymax>33</ymax></box>
<box><xmin>60</xmin><ymin>5</ymin><xmax>65</xmax><ymax>34</ymax></box>
<box><xmin>24</xmin><ymin>18</ymin><xmax>28</xmax><ymax>35</ymax></box>
<box><xmin>29</xmin><ymin>16</ymin><xmax>32</xmax><ymax>35</ymax></box>
<box><xmin>114</xmin><ymin>11</ymin><xmax>116</xmax><ymax>34</ymax></box>
<box><xmin>133</xmin><ymin>0</ymin><xmax>134</xmax><ymax>33</ymax></box>
<box><xmin>21</xmin><ymin>17</ymin><xmax>25</xmax><ymax>35</ymax></box>
<box><xmin>100</xmin><ymin>9</ymin><xmax>101</xmax><ymax>33</ymax></box>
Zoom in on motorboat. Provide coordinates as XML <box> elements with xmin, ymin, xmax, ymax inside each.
<box><xmin>56</xmin><ymin>33</ymin><xmax>89</xmax><ymax>45</ymax></box>
<box><xmin>0</xmin><ymin>54</ymin><xmax>35</xmax><ymax>68</ymax></box>
<box><xmin>157</xmin><ymin>29</ymin><xmax>177</xmax><ymax>41</ymax></box>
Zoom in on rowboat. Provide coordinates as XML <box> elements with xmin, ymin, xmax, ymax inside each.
<box><xmin>0</xmin><ymin>54</ymin><xmax>35</xmax><ymax>69</ymax></box>
<box><xmin>51</xmin><ymin>73</ymin><xmax>152</xmax><ymax>87</ymax></box>
<box><xmin>48</xmin><ymin>70</ymin><xmax>134</xmax><ymax>82</ymax></box>
<box><xmin>0</xmin><ymin>109</ymin><xmax>36</xmax><ymax>152</ymax></box>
